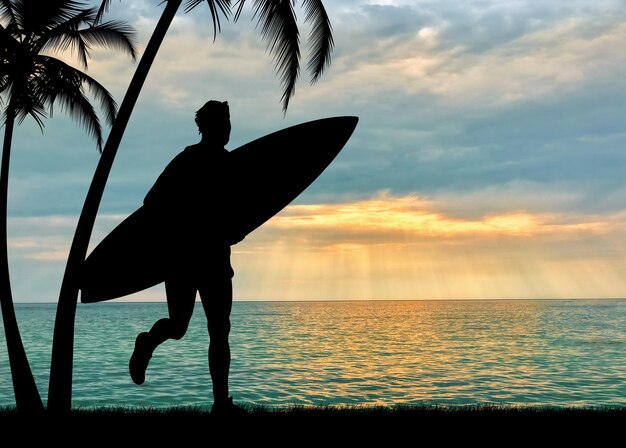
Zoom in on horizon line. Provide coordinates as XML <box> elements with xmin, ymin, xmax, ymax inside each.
<box><xmin>12</xmin><ymin>297</ymin><xmax>626</xmax><ymax>305</ymax></box>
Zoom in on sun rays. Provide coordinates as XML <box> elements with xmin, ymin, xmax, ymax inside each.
<box><xmin>230</xmin><ymin>194</ymin><xmax>626</xmax><ymax>301</ymax></box>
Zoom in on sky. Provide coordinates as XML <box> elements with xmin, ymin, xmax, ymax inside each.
<box><xmin>5</xmin><ymin>0</ymin><xmax>626</xmax><ymax>302</ymax></box>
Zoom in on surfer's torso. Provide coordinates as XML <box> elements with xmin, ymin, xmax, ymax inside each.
<box><xmin>144</xmin><ymin>143</ymin><xmax>233</xmax><ymax>276</ymax></box>
<box><xmin>144</xmin><ymin>143</ymin><xmax>229</xmax><ymax>211</ymax></box>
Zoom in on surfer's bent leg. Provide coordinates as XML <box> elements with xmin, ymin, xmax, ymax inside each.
<box><xmin>161</xmin><ymin>280</ymin><xmax>197</xmax><ymax>340</ymax></box>
<box><xmin>200</xmin><ymin>275</ymin><xmax>233</xmax><ymax>406</ymax></box>
<box><xmin>129</xmin><ymin>279</ymin><xmax>196</xmax><ymax>385</ymax></box>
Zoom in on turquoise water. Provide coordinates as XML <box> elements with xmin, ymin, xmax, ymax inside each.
<box><xmin>1</xmin><ymin>300</ymin><xmax>625</xmax><ymax>408</ymax></box>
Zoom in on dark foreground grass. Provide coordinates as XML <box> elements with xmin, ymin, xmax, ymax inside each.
<box><xmin>1</xmin><ymin>403</ymin><xmax>624</xmax><ymax>420</ymax></box>
<box><xmin>1</xmin><ymin>404</ymin><xmax>624</xmax><ymax>442</ymax></box>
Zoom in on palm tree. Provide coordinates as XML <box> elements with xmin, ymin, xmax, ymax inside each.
<box><xmin>48</xmin><ymin>0</ymin><xmax>333</xmax><ymax>412</ymax></box>
<box><xmin>0</xmin><ymin>0</ymin><xmax>136</xmax><ymax>413</ymax></box>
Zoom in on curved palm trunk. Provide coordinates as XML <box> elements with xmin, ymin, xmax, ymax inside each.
<box><xmin>0</xmin><ymin>106</ymin><xmax>45</xmax><ymax>414</ymax></box>
<box><xmin>48</xmin><ymin>0</ymin><xmax>183</xmax><ymax>413</ymax></box>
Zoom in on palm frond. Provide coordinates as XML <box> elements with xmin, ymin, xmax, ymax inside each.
<box><xmin>82</xmin><ymin>75</ymin><xmax>116</xmax><ymax>128</ymax></box>
<box><xmin>42</xmin><ymin>0</ymin><xmax>85</xmax><ymax>25</ymax></box>
<box><xmin>35</xmin><ymin>63</ymin><xmax>104</xmax><ymax>149</ymax></box>
<box><xmin>0</xmin><ymin>65</ymin><xmax>11</xmax><ymax>95</ymax></box>
<box><xmin>0</xmin><ymin>0</ymin><xmax>14</xmax><ymax>18</ymax></box>
<box><xmin>93</xmin><ymin>0</ymin><xmax>115</xmax><ymax>25</ymax></box>
<box><xmin>73</xmin><ymin>20</ymin><xmax>138</xmax><ymax>61</ymax></box>
<box><xmin>16</xmin><ymin>0</ymin><xmax>85</xmax><ymax>36</ymax></box>
<box><xmin>0</xmin><ymin>22</ymin><xmax>46</xmax><ymax>126</ymax></box>
<box><xmin>185</xmin><ymin>0</ymin><xmax>232</xmax><ymax>41</ymax></box>
<box><xmin>302</xmin><ymin>0</ymin><xmax>332</xmax><ymax>84</ymax></box>
<box><xmin>0</xmin><ymin>0</ymin><xmax>18</xmax><ymax>31</ymax></box>
<box><xmin>253</xmin><ymin>0</ymin><xmax>300</xmax><ymax>112</ymax></box>
<box><xmin>10</xmin><ymin>77</ymin><xmax>48</xmax><ymax>129</ymax></box>
<box><xmin>0</xmin><ymin>23</ymin><xmax>19</xmax><ymax>61</ymax></box>
<box><xmin>15</xmin><ymin>99</ymin><xmax>46</xmax><ymax>129</ymax></box>
<box><xmin>37</xmin><ymin>55</ymin><xmax>117</xmax><ymax>128</ymax></box>
<box><xmin>40</xmin><ymin>8</ymin><xmax>136</xmax><ymax>69</ymax></box>
<box><xmin>0</xmin><ymin>22</ymin><xmax>14</xmax><ymax>43</ymax></box>
<box><xmin>2</xmin><ymin>0</ymin><xmax>24</xmax><ymax>37</ymax></box>
<box><xmin>1</xmin><ymin>1</ymin><xmax>133</xmax><ymax>147</ymax></box>
<box><xmin>38</xmin><ymin>8</ymin><xmax>96</xmax><ymax>69</ymax></box>
<box><xmin>233</xmin><ymin>0</ymin><xmax>246</xmax><ymax>21</ymax></box>
<box><xmin>55</xmin><ymin>85</ymin><xmax>104</xmax><ymax>150</ymax></box>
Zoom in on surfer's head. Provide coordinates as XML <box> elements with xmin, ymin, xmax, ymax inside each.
<box><xmin>195</xmin><ymin>100</ymin><xmax>230</xmax><ymax>146</ymax></box>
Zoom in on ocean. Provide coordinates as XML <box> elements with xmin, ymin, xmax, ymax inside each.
<box><xmin>1</xmin><ymin>300</ymin><xmax>625</xmax><ymax>408</ymax></box>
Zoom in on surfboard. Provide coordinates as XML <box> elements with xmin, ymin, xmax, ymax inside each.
<box><xmin>80</xmin><ymin>116</ymin><xmax>358</xmax><ymax>302</ymax></box>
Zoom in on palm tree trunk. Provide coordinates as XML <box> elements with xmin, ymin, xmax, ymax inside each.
<box><xmin>0</xmin><ymin>106</ymin><xmax>45</xmax><ymax>414</ymax></box>
<box><xmin>48</xmin><ymin>0</ymin><xmax>183</xmax><ymax>413</ymax></box>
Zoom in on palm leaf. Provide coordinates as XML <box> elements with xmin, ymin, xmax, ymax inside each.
<box><xmin>302</xmin><ymin>0</ymin><xmax>332</xmax><ymax>84</ymax></box>
<box><xmin>233</xmin><ymin>0</ymin><xmax>246</xmax><ymax>21</ymax></box>
<box><xmin>10</xmin><ymin>73</ymin><xmax>48</xmax><ymax>128</ymax></box>
<box><xmin>15</xmin><ymin>0</ymin><xmax>85</xmax><ymax>36</ymax></box>
<box><xmin>41</xmin><ymin>12</ymin><xmax>136</xmax><ymax>70</ymax></box>
<box><xmin>93</xmin><ymin>0</ymin><xmax>115</xmax><ymax>25</ymax></box>
<box><xmin>54</xmin><ymin>84</ymin><xmax>104</xmax><ymax>151</ymax></box>
<box><xmin>38</xmin><ymin>8</ymin><xmax>96</xmax><ymax>69</ymax></box>
<box><xmin>252</xmin><ymin>0</ymin><xmax>300</xmax><ymax>112</ymax></box>
<box><xmin>0</xmin><ymin>25</ymin><xmax>19</xmax><ymax>83</ymax></box>
<box><xmin>37</xmin><ymin>55</ymin><xmax>117</xmax><ymax>128</ymax></box>
<box><xmin>72</xmin><ymin>20</ymin><xmax>137</xmax><ymax>60</ymax></box>
<box><xmin>36</xmin><ymin>64</ymin><xmax>104</xmax><ymax>150</ymax></box>
<box><xmin>1</xmin><ymin>2</ymin><xmax>131</xmax><ymax>147</ymax></box>
<box><xmin>0</xmin><ymin>0</ymin><xmax>19</xmax><ymax>32</ymax></box>
<box><xmin>15</xmin><ymin>97</ymin><xmax>47</xmax><ymax>129</ymax></box>
<box><xmin>185</xmin><ymin>0</ymin><xmax>232</xmax><ymax>41</ymax></box>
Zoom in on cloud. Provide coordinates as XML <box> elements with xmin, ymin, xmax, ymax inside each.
<box><xmin>6</xmin><ymin>1</ymin><xmax>626</xmax><ymax>301</ymax></box>
<box><xmin>239</xmin><ymin>193</ymin><xmax>625</xmax><ymax>249</ymax></box>
<box><xmin>431</xmin><ymin>19</ymin><xmax>626</xmax><ymax>106</ymax></box>
<box><xmin>8</xmin><ymin>193</ymin><xmax>626</xmax><ymax>301</ymax></box>
<box><xmin>14</xmin><ymin>0</ymin><xmax>626</xmax><ymax>215</ymax></box>
<box><xmin>231</xmin><ymin>193</ymin><xmax>626</xmax><ymax>300</ymax></box>
<box><xmin>304</xmin><ymin>5</ymin><xmax>626</xmax><ymax>108</ymax></box>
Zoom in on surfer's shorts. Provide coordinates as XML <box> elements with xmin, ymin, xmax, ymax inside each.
<box><xmin>165</xmin><ymin>244</ymin><xmax>234</xmax><ymax>282</ymax></box>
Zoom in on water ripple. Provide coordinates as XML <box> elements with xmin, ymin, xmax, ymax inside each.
<box><xmin>1</xmin><ymin>299</ymin><xmax>625</xmax><ymax>408</ymax></box>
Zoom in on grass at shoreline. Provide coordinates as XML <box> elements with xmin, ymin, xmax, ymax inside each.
<box><xmin>1</xmin><ymin>404</ymin><xmax>623</xmax><ymax>441</ymax></box>
<box><xmin>2</xmin><ymin>403</ymin><xmax>625</xmax><ymax>418</ymax></box>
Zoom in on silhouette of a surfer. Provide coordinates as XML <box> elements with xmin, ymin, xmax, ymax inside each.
<box><xmin>129</xmin><ymin>100</ymin><xmax>244</xmax><ymax>414</ymax></box>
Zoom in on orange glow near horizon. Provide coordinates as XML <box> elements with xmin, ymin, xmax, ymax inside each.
<box><xmin>228</xmin><ymin>195</ymin><xmax>626</xmax><ymax>301</ymax></box>
<box><xmin>268</xmin><ymin>194</ymin><xmax>615</xmax><ymax>242</ymax></box>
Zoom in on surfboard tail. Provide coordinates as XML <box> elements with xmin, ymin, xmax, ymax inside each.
<box><xmin>80</xmin><ymin>291</ymin><xmax>106</xmax><ymax>304</ymax></box>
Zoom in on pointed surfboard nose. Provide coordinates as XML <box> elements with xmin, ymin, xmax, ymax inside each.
<box><xmin>323</xmin><ymin>116</ymin><xmax>359</xmax><ymax>146</ymax></box>
<box><xmin>335</xmin><ymin>116</ymin><xmax>359</xmax><ymax>128</ymax></box>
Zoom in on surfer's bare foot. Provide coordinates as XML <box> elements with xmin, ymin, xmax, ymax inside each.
<box><xmin>211</xmin><ymin>397</ymin><xmax>248</xmax><ymax>416</ymax></box>
<box><xmin>129</xmin><ymin>332</ymin><xmax>152</xmax><ymax>385</ymax></box>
